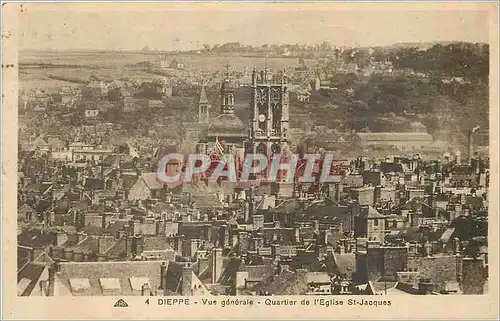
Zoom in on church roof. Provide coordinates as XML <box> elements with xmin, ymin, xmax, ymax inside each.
<box><xmin>199</xmin><ymin>86</ymin><xmax>210</xmax><ymax>105</ymax></box>
<box><xmin>208</xmin><ymin>114</ymin><xmax>246</xmax><ymax>138</ymax></box>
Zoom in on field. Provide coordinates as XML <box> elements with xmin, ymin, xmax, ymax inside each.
<box><xmin>19</xmin><ymin>50</ymin><xmax>309</xmax><ymax>90</ymax></box>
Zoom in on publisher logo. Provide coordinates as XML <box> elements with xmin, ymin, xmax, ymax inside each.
<box><xmin>114</xmin><ymin>299</ymin><xmax>129</xmax><ymax>308</ymax></box>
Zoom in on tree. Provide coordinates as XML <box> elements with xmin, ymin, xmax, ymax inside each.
<box><xmin>320</xmin><ymin>41</ymin><xmax>332</xmax><ymax>52</ymax></box>
<box><xmin>203</xmin><ymin>44</ymin><xmax>211</xmax><ymax>52</ymax></box>
<box><xmin>298</xmin><ymin>58</ymin><xmax>306</xmax><ymax>69</ymax></box>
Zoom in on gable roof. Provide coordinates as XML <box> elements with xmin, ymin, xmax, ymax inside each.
<box><xmin>191</xmin><ymin>194</ymin><xmax>224</xmax><ymax>209</ymax></box>
<box><xmin>250</xmin><ymin>270</ymin><xmax>309</xmax><ymax>295</ymax></box>
<box><xmin>140</xmin><ymin>173</ymin><xmax>164</xmax><ymax>190</ymax></box>
<box><xmin>18</xmin><ymin>246</ymin><xmax>32</xmax><ymax>271</ymax></box>
<box><xmin>18</xmin><ymin>263</ymin><xmax>46</xmax><ymax>296</ymax></box>
<box><xmin>18</xmin><ymin>229</ymin><xmax>55</xmax><ymax>249</ymax></box>
<box><xmin>273</xmin><ymin>199</ymin><xmax>301</xmax><ymax>214</ymax></box>
<box><xmin>332</xmin><ymin>252</ymin><xmax>356</xmax><ymax>277</ymax></box>
<box><xmin>367</xmin><ymin>206</ymin><xmax>385</xmax><ymax>218</ymax></box>
<box><xmin>55</xmin><ymin>261</ymin><xmax>174</xmax><ymax>296</ymax></box>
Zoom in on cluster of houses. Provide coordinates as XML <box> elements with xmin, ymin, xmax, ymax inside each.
<box><xmin>18</xmin><ymin>129</ymin><xmax>489</xmax><ymax>296</ymax></box>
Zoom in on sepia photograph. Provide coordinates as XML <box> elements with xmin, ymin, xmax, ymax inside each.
<box><xmin>2</xmin><ymin>2</ymin><xmax>499</xmax><ymax>319</ymax></box>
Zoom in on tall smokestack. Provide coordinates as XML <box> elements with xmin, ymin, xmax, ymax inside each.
<box><xmin>468</xmin><ymin>125</ymin><xmax>480</xmax><ymax>163</ymax></box>
<box><xmin>467</xmin><ymin>130</ymin><xmax>473</xmax><ymax>163</ymax></box>
<box><xmin>159</xmin><ymin>262</ymin><xmax>167</xmax><ymax>290</ymax></box>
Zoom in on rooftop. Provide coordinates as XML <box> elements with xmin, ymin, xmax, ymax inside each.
<box><xmin>208</xmin><ymin>114</ymin><xmax>246</xmax><ymax>138</ymax></box>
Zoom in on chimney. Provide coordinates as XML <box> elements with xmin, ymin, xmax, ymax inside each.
<box><xmin>238</xmin><ymin>231</ymin><xmax>249</xmax><ymax>253</ymax></box>
<box><xmin>73</xmin><ymin>251</ymin><xmax>84</xmax><ymax>262</ymax></box>
<box><xmin>129</xmin><ymin>219</ymin><xmax>137</xmax><ymax>236</ymax></box>
<box><xmin>336</xmin><ymin>183</ymin><xmax>342</xmax><ymax>203</ymax></box>
<box><xmin>137</xmin><ymin>234</ymin><xmax>144</xmax><ymax>255</ymax></box>
<box><xmin>125</xmin><ymin>231</ymin><xmax>132</xmax><ymax>257</ymax></box>
<box><xmin>197</xmin><ymin>251</ymin><xmax>210</xmax><ymax>276</ymax></box>
<box><xmin>77</xmin><ymin>231</ymin><xmax>87</xmax><ymax>243</ymax></box>
<box><xmin>314</xmin><ymin>220</ymin><xmax>320</xmax><ymax>233</ymax></box>
<box><xmin>424</xmin><ymin>241</ymin><xmax>432</xmax><ymax>257</ymax></box>
<box><xmin>130</xmin><ymin>235</ymin><xmax>139</xmax><ymax>257</ymax></box>
<box><xmin>343</xmin><ymin>238</ymin><xmax>350</xmax><ymax>251</ymax></box>
<box><xmin>272</xmin><ymin>244</ymin><xmax>281</xmax><ymax>257</ymax></box>
<box><xmin>466</xmin><ymin>130</ymin><xmax>473</xmax><ymax>163</ymax></box>
<box><xmin>64</xmin><ymin>248</ymin><xmax>74</xmax><ymax>261</ymax></box>
<box><xmin>101</xmin><ymin>213</ymin><xmax>111</xmax><ymax>229</ymax></box>
<box><xmin>176</xmin><ymin>235</ymin><xmax>184</xmax><ymax>257</ymax></box>
<box><xmin>322</xmin><ymin>229</ymin><xmax>331</xmax><ymax>246</ymax></box>
<box><xmin>29</xmin><ymin>248</ymin><xmax>35</xmax><ymax>262</ymax></box>
<box><xmin>417</xmin><ymin>278</ymin><xmax>433</xmax><ymax>295</ymax></box>
<box><xmin>182</xmin><ymin>266</ymin><xmax>193</xmax><ymax>296</ymax></box>
<box><xmin>349</xmin><ymin>239</ymin><xmax>356</xmax><ymax>253</ymax></box>
<box><xmin>231</xmin><ymin>233</ymin><xmax>238</xmax><ymax>247</ymax></box>
<box><xmin>47</xmin><ymin>262</ymin><xmax>59</xmax><ymax>296</ymax></box>
<box><xmin>219</xmin><ymin>224</ymin><xmax>229</xmax><ymax>247</ymax></box>
<box><xmin>141</xmin><ymin>283</ymin><xmax>151</xmax><ymax>296</ymax></box>
<box><xmin>453</xmin><ymin>238</ymin><xmax>461</xmax><ymax>255</ymax></box>
<box><xmin>295</xmin><ymin>228</ymin><xmax>300</xmax><ymax>244</ymax></box>
<box><xmin>253</xmin><ymin>235</ymin><xmax>264</xmax><ymax>250</ymax></box>
<box><xmin>124</xmin><ymin>224</ymin><xmax>131</xmax><ymax>236</ymax></box>
<box><xmin>454</xmin><ymin>151</ymin><xmax>461</xmax><ymax>165</ymax></box>
<box><xmin>56</xmin><ymin>232</ymin><xmax>68</xmax><ymax>247</ymax></box>
<box><xmin>190</xmin><ymin>239</ymin><xmax>200</xmax><ymax>258</ymax></box>
<box><xmin>211</xmin><ymin>247</ymin><xmax>223</xmax><ymax>284</ymax></box>
<box><xmin>159</xmin><ymin>262</ymin><xmax>167</xmax><ymax>290</ymax></box>
<box><xmin>374</xmin><ymin>185</ymin><xmax>381</xmax><ymax>206</ymax></box>
<box><xmin>97</xmin><ymin>235</ymin><xmax>115</xmax><ymax>255</ymax></box>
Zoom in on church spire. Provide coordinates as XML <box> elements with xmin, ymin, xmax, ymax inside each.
<box><xmin>198</xmin><ymin>84</ymin><xmax>210</xmax><ymax>124</ymax></box>
<box><xmin>223</xmin><ymin>62</ymin><xmax>231</xmax><ymax>80</ymax></box>
<box><xmin>199</xmin><ymin>85</ymin><xmax>209</xmax><ymax>105</ymax></box>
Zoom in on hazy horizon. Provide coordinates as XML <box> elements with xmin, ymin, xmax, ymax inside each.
<box><xmin>18</xmin><ymin>3</ymin><xmax>490</xmax><ymax>51</ymax></box>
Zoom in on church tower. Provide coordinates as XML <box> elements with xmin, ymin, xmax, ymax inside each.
<box><xmin>198</xmin><ymin>85</ymin><xmax>210</xmax><ymax>124</ymax></box>
<box><xmin>204</xmin><ymin>64</ymin><xmax>246</xmax><ymax>148</ymax></box>
<box><xmin>220</xmin><ymin>63</ymin><xmax>235</xmax><ymax>114</ymax></box>
<box><xmin>248</xmin><ymin>67</ymin><xmax>289</xmax><ymax>156</ymax></box>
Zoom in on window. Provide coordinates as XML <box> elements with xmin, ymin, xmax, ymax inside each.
<box><xmin>374</xmin><ymin>219</ymin><xmax>379</xmax><ymax>226</ymax></box>
<box><xmin>392</xmin><ymin>221</ymin><xmax>397</xmax><ymax>228</ymax></box>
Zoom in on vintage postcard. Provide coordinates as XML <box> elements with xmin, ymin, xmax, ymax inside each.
<box><xmin>2</xmin><ymin>2</ymin><xmax>499</xmax><ymax>319</ymax></box>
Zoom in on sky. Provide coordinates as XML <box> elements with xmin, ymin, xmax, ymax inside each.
<box><xmin>17</xmin><ymin>3</ymin><xmax>491</xmax><ymax>51</ymax></box>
